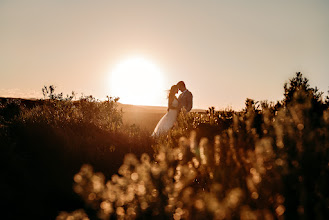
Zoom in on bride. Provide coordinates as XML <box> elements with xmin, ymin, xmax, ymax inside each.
<box><xmin>152</xmin><ymin>85</ymin><xmax>179</xmax><ymax>136</ymax></box>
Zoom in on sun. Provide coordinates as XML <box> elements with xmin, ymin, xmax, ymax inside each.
<box><xmin>110</xmin><ymin>57</ymin><xmax>165</xmax><ymax>106</ymax></box>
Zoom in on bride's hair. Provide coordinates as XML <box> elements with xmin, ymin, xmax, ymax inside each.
<box><xmin>168</xmin><ymin>85</ymin><xmax>178</xmax><ymax>98</ymax></box>
<box><xmin>168</xmin><ymin>85</ymin><xmax>178</xmax><ymax>108</ymax></box>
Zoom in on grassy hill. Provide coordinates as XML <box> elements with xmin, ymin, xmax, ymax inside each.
<box><xmin>1</xmin><ymin>73</ymin><xmax>329</xmax><ymax>219</ymax></box>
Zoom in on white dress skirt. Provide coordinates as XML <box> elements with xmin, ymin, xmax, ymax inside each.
<box><xmin>152</xmin><ymin>99</ymin><xmax>178</xmax><ymax>136</ymax></box>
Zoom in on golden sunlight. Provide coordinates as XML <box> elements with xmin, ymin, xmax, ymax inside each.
<box><xmin>110</xmin><ymin>57</ymin><xmax>165</xmax><ymax>106</ymax></box>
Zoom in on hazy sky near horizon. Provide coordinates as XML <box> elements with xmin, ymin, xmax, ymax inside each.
<box><xmin>1</xmin><ymin>0</ymin><xmax>328</xmax><ymax>110</ymax></box>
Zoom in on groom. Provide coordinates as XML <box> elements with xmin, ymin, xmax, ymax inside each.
<box><xmin>177</xmin><ymin>81</ymin><xmax>193</xmax><ymax>113</ymax></box>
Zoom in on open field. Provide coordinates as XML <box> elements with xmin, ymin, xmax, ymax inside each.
<box><xmin>1</xmin><ymin>73</ymin><xmax>329</xmax><ymax>219</ymax></box>
<box><xmin>119</xmin><ymin>103</ymin><xmax>206</xmax><ymax>132</ymax></box>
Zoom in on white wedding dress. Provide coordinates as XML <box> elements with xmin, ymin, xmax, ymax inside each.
<box><xmin>152</xmin><ymin>98</ymin><xmax>179</xmax><ymax>136</ymax></box>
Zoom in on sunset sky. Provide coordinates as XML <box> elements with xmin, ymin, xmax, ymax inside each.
<box><xmin>1</xmin><ymin>0</ymin><xmax>328</xmax><ymax>110</ymax></box>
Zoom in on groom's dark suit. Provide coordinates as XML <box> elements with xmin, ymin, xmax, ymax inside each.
<box><xmin>178</xmin><ymin>89</ymin><xmax>193</xmax><ymax>112</ymax></box>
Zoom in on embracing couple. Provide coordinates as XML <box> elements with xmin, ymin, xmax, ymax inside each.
<box><xmin>152</xmin><ymin>81</ymin><xmax>193</xmax><ymax>136</ymax></box>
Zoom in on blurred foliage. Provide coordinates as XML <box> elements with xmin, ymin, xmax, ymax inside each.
<box><xmin>67</xmin><ymin>73</ymin><xmax>329</xmax><ymax>219</ymax></box>
<box><xmin>56</xmin><ymin>209</ymin><xmax>90</xmax><ymax>220</ymax></box>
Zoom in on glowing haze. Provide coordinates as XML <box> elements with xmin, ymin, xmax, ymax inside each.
<box><xmin>0</xmin><ymin>0</ymin><xmax>328</xmax><ymax>110</ymax></box>
<box><xmin>110</xmin><ymin>57</ymin><xmax>165</xmax><ymax>106</ymax></box>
